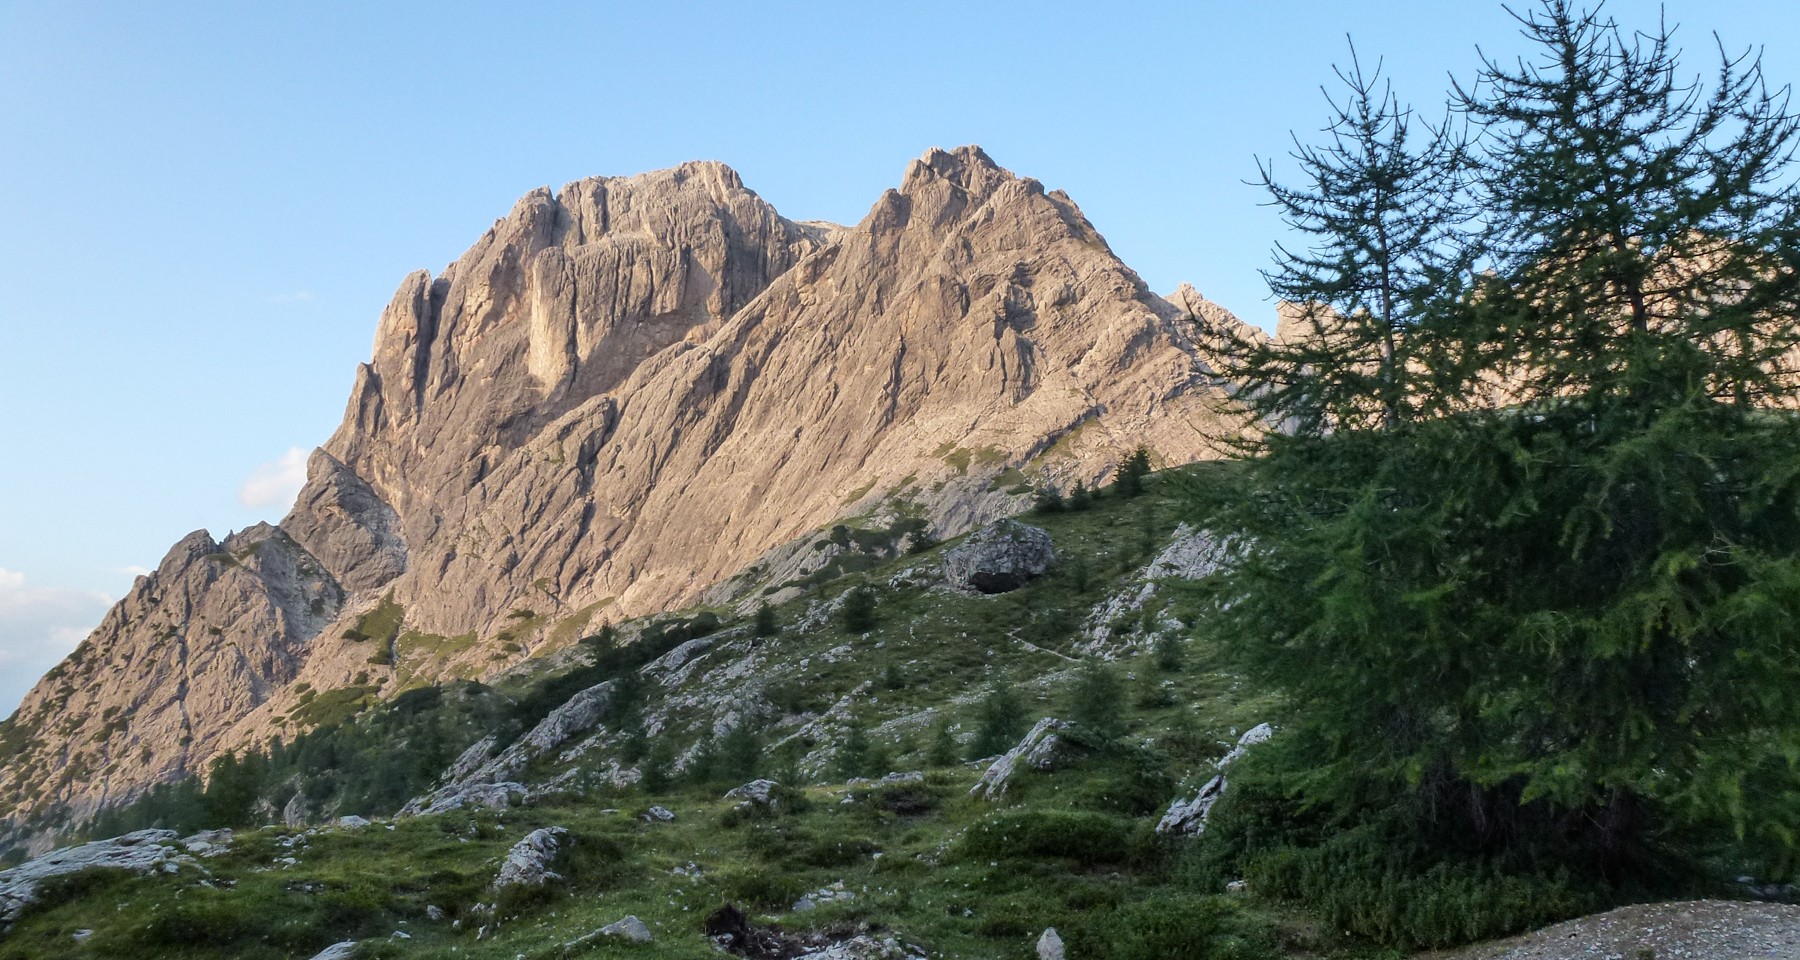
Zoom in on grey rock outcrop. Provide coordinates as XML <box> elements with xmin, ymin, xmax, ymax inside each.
<box><xmin>3</xmin><ymin>146</ymin><xmax>1247</xmax><ymax>849</ymax></box>
<box><xmin>400</xmin><ymin>680</ymin><xmax>614</xmax><ymax>816</ymax></box>
<box><xmin>1</xmin><ymin>829</ymin><xmax>191</xmax><ymax>923</ymax></box>
<box><xmin>942</xmin><ymin>520</ymin><xmax>1056</xmax><ymax>594</ymax></box>
<box><xmin>971</xmin><ymin>717</ymin><xmax>1071</xmax><ymax>800</ymax></box>
<box><xmin>1157</xmin><ymin>722</ymin><xmax>1275</xmax><ymax>835</ymax></box>
<box><xmin>493</xmin><ymin>826</ymin><xmax>569</xmax><ymax>889</ymax></box>
<box><xmin>1082</xmin><ymin>524</ymin><xmax>1223</xmax><ymax>654</ymax></box>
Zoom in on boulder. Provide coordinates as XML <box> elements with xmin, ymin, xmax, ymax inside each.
<box><xmin>723</xmin><ymin>779</ymin><xmax>781</xmax><ymax>806</ymax></box>
<box><xmin>942</xmin><ymin>521</ymin><xmax>1055</xmax><ymax>594</ymax></box>
<box><xmin>493</xmin><ymin>826</ymin><xmax>569</xmax><ymax>889</ymax></box>
<box><xmin>642</xmin><ymin>805</ymin><xmax>676</xmax><ymax>823</ymax></box>
<box><xmin>600</xmin><ymin>915</ymin><xmax>653</xmax><ymax>942</ymax></box>
<box><xmin>970</xmin><ymin>718</ymin><xmax>1071</xmax><ymax>800</ymax></box>
<box><xmin>308</xmin><ymin>943</ymin><xmax>360</xmax><ymax>960</ymax></box>
<box><xmin>1037</xmin><ymin>927</ymin><xmax>1066</xmax><ymax>960</ymax></box>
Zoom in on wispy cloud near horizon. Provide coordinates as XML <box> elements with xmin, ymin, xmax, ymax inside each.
<box><xmin>0</xmin><ymin>567</ymin><xmax>111</xmax><ymax>717</ymax></box>
<box><xmin>238</xmin><ymin>447</ymin><xmax>309</xmax><ymax>512</ymax></box>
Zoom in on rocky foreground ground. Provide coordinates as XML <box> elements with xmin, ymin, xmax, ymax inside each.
<box><xmin>1430</xmin><ymin>900</ymin><xmax>1800</xmax><ymax>960</ymax></box>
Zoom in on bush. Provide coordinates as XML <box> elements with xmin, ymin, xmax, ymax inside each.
<box><xmin>840</xmin><ymin>585</ymin><xmax>877</xmax><ymax>633</ymax></box>
<box><xmin>1079</xmin><ymin>893</ymin><xmax>1230</xmax><ymax>960</ymax></box>
<box><xmin>960</xmin><ymin>809</ymin><xmax>1142</xmax><ymax>867</ymax></box>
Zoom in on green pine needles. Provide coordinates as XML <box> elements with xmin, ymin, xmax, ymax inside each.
<box><xmin>1188</xmin><ymin>0</ymin><xmax>1800</xmax><ymax>900</ymax></box>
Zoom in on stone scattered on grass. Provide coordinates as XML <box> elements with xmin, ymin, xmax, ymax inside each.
<box><xmin>600</xmin><ymin>915</ymin><xmax>654</xmax><ymax>942</ymax></box>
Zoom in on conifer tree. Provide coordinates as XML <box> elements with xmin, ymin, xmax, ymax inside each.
<box><xmin>1193</xmin><ymin>43</ymin><xmax>1472</xmax><ymax>435</ymax></box>
<box><xmin>752</xmin><ymin>603</ymin><xmax>778</xmax><ymax>638</ymax></box>
<box><xmin>1194</xmin><ymin>0</ymin><xmax>1800</xmax><ymax>876</ymax></box>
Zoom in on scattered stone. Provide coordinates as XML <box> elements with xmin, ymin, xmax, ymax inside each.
<box><xmin>307</xmin><ymin>942</ymin><xmax>359</xmax><ymax>960</ymax></box>
<box><xmin>179</xmin><ymin>828</ymin><xmax>234</xmax><ymax>856</ymax></box>
<box><xmin>793</xmin><ymin>881</ymin><xmax>856</xmax><ymax>911</ymax></box>
<box><xmin>1037</xmin><ymin>927</ymin><xmax>1066</xmax><ymax>960</ymax></box>
<box><xmin>493</xmin><ymin>826</ymin><xmax>569</xmax><ymax>889</ymax></box>
<box><xmin>1225</xmin><ymin>879</ymin><xmax>1249</xmax><ymax>895</ymax></box>
<box><xmin>795</xmin><ymin>936</ymin><xmax>927</xmax><ymax>960</ymax></box>
<box><xmin>642</xmin><ymin>805</ymin><xmax>676</xmax><ymax>823</ymax></box>
<box><xmin>1157</xmin><ymin>723</ymin><xmax>1275</xmax><ymax>835</ymax></box>
<box><xmin>970</xmin><ymin>718</ymin><xmax>1071</xmax><ymax>800</ymax></box>
<box><xmin>72</xmin><ymin>929</ymin><xmax>93</xmax><ymax>943</ymax></box>
<box><xmin>336</xmin><ymin>815</ymin><xmax>372</xmax><ymax>830</ymax></box>
<box><xmin>425</xmin><ymin>904</ymin><xmax>445</xmax><ymax>922</ymax></box>
<box><xmin>723</xmin><ymin>779</ymin><xmax>781</xmax><ymax>806</ymax></box>
<box><xmin>942</xmin><ymin>520</ymin><xmax>1056</xmax><ymax>594</ymax></box>
<box><xmin>600</xmin><ymin>915</ymin><xmax>654</xmax><ymax>942</ymax></box>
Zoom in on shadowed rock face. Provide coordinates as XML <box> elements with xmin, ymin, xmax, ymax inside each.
<box><xmin>1</xmin><ymin>146</ymin><xmax>1250</xmax><ymax>851</ymax></box>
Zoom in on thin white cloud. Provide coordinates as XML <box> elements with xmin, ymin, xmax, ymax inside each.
<box><xmin>238</xmin><ymin>447</ymin><xmax>309</xmax><ymax>512</ymax></box>
<box><xmin>0</xmin><ymin>568</ymin><xmax>111</xmax><ymax>717</ymax></box>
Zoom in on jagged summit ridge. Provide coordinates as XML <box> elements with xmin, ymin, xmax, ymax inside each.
<box><xmin>1</xmin><ymin>146</ymin><xmax>1242</xmax><ymax>854</ymax></box>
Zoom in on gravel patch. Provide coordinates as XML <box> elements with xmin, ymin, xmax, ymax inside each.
<box><xmin>1427</xmin><ymin>900</ymin><xmax>1800</xmax><ymax>960</ymax></box>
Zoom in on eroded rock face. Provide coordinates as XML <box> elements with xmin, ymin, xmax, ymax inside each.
<box><xmin>0</xmin><ymin>525</ymin><xmax>342</xmax><ymax>853</ymax></box>
<box><xmin>942</xmin><ymin>520</ymin><xmax>1055</xmax><ymax>593</ymax></box>
<box><xmin>3</xmin><ymin>146</ymin><xmax>1250</xmax><ymax>848</ymax></box>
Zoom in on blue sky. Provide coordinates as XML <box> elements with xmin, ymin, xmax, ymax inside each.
<box><xmin>3</xmin><ymin>0</ymin><xmax>1796</xmax><ymax>714</ymax></box>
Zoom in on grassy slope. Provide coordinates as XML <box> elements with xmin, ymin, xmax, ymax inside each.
<box><xmin>0</xmin><ymin>469</ymin><xmax>1372</xmax><ymax>959</ymax></box>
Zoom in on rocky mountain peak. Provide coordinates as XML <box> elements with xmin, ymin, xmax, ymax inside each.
<box><xmin>1</xmin><ymin>146</ymin><xmax>1241</xmax><ymax>854</ymax></box>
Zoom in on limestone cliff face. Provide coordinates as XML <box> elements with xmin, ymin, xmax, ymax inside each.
<box><xmin>1</xmin><ymin>147</ymin><xmax>1247</xmax><ymax>849</ymax></box>
<box><xmin>0</xmin><ymin>525</ymin><xmax>341</xmax><ymax>837</ymax></box>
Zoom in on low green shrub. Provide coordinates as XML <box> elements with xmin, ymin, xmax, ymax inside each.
<box><xmin>960</xmin><ymin>809</ymin><xmax>1142</xmax><ymax>867</ymax></box>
